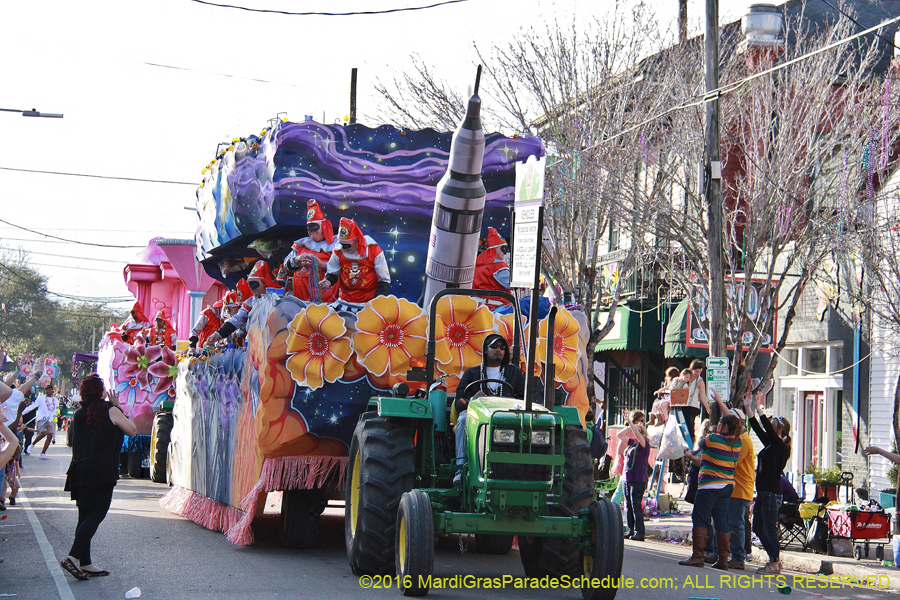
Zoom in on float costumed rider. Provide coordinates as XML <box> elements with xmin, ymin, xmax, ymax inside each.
<box><xmin>473</xmin><ymin>227</ymin><xmax>510</xmax><ymax>308</ymax></box>
<box><xmin>321</xmin><ymin>217</ymin><xmax>390</xmax><ymax>313</ymax></box>
<box><xmin>452</xmin><ymin>333</ymin><xmax>525</xmax><ymax>484</ymax></box>
<box><xmin>147</xmin><ymin>310</ymin><xmax>177</xmax><ymax>350</ymax></box>
<box><xmin>120</xmin><ymin>302</ymin><xmax>150</xmax><ymax>345</ymax></box>
<box><xmin>283</xmin><ymin>199</ymin><xmax>338</xmax><ymax>302</ymax></box>
<box><xmin>189</xmin><ymin>294</ymin><xmax>232</xmax><ymax>351</ymax></box>
<box><xmin>205</xmin><ymin>267</ymin><xmax>267</xmax><ymax>347</ymax></box>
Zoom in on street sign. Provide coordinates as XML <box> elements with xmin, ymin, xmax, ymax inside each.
<box><xmin>510</xmin><ymin>219</ymin><xmax>540</xmax><ymax>288</ymax></box>
<box><xmin>515</xmin><ymin>155</ymin><xmax>545</xmax><ymax>205</ymax></box>
<box><xmin>705</xmin><ymin>356</ymin><xmax>730</xmax><ymax>406</ymax></box>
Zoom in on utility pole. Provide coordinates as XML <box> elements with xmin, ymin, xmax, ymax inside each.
<box><xmin>349</xmin><ymin>68</ymin><xmax>358</xmax><ymax>124</ymax></box>
<box><xmin>705</xmin><ymin>0</ymin><xmax>726</xmax><ymax>419</ymax></box>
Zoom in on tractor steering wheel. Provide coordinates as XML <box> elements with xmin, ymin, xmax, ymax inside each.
<box><xmin>463</xmin><ymin>378</ymin><xmax>514</xmax><ymax>398</ymax></box>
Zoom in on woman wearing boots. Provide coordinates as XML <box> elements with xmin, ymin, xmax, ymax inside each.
<box><xmin>744</xmin><ymin>394</ymin><xmax>791</xmax><ymax>575</ymax></box>
<box><xmin>678</xmin><ymin>412</ymin><xmax>742</xmax><ymax>570</ymax></box>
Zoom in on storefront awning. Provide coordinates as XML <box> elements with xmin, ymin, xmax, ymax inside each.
<box><xmin>594</xmin><ymin>303</ymin><xmax>662</xmax><ymax>353</ymax></box>
<box><xmin>663</xmin><ymin>298</ymin><xmax>708</xmax><ymax>359</ymax></box>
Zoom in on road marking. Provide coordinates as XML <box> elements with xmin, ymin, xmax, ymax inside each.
<box><xmin>18</xmin><ymin>489</ymin><xmax>76</xmax><ymax>600</ymax></box>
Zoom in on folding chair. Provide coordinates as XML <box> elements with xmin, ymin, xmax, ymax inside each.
<box><xmin>778</xmin><ymin>501</ymin><xmax>808</xmax><ymax>551</ymax></box>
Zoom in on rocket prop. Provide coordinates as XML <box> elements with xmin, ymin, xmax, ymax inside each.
<box><xmin>423</xmin><ymin>66</ymin><xmax>487</xmax><ymax>307</ymax></box>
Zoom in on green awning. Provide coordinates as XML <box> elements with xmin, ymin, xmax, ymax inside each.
<box><xmin>594</xmin><ymin>303</ymin><xmax>662</xmax><ymax>353</ymax></box>
<box><xmin>663</xmin><ymin>299</ymin><xmax>708</xmax><ymax>359</ymax></box>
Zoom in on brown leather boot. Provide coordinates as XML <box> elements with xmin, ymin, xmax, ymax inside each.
<box><xmin>711</xmin><ymin>532</ymin><xmax>730</xmax><ymax>570</ymax></box>
<box><xmin>679</xmin><ymin>528</ymin><xmax>708</xmax><ymax>567</ymax></box>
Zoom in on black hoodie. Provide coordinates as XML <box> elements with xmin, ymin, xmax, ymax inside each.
<box><xmin>454</xmin><ymin>333</ymin><xmax>526</xmax><ymax>413</ymax></box>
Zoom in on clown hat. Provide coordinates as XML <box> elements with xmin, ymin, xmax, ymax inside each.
<box><xmin>213</xmin><ymin>300</ymin><xmax>224</xmax><ymax>309</ymax></box>
<box><xmin>485</xmin><ymin>227</ymin><xmax>507</xmax><ymax>249</ymax></box>
<box><xmin>131</xmin><ymin>302</ymin><xmax>149</xmax><ymax>323</ymax></box>
<box><xmin>155</xmin><ymin>309</ymin><xmax>167</xmax><ymax>321</ymax></box>
<box><xmin>306</xmin><ymin>199</ymin><xmax>334</xmax><ymax>243</ymax></box>
<box><xmin>338</xmin><ymin>217</ymin><xmax>366</xmax><ymax>252</ymax></box>
<box><xmin>248</xmin><ymin>260</ymin><xmax>279</xmax><ymax>288</ymax></box>
<box><xmin>224</xmin><ymin>290</ymin><xmax>239</xmax><ymax>306</ymax></box>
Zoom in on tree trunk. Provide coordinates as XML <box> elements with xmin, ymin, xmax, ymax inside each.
<box><xmin>893</xmin><ymin>370</ymin><xmax>900</xmax><ymax>513</ymax></box>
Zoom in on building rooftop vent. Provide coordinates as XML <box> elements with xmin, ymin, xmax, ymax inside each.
<box><xmin>742</xmin><ymin>3</ymin><xmax>784</xmax><ymax>46</ymax></box>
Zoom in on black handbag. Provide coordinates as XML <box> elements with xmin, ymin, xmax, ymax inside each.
<box><xmin>684</xmin><ymin>462</ymin><xmax>699</xmax><ymax>504</ymax></box>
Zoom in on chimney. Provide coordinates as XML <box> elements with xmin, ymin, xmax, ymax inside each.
<box><xmin>679</xmin><ymin>0</ymin><xmax>687</xmax><ymax>44</ymax></box>
<box><xmin>740</xmin><ymin>3</ymin><xmax>785</xmax><ymax>69</ymax></box>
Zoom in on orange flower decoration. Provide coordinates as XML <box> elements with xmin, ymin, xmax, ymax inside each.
<box><xmin>285</xmin><ymin>304</ymin><xmax>352</xmax><ymax>390</ymax></box>
<box><xmin>536</xmin><ymin>307</ymin><xmax>582</xmax><ymax>384</ymax></box>
<box><xmin>494</xmin><ymin>312</ymin><xmax>526</xmax><ymax>358</ymax></box>
<box><xmin>352</xmin><ymin>295</ymin><xmax>428</xmax><ymax>376</ymax></box>
<box><xmin>434</xmin><ymin>296</ymin><xmax>497</xmax><ymax>376</ymax></box>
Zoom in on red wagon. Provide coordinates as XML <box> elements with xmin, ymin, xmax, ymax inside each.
<box><xmin>826</xmin><ymin>508</ymin><xmax>892</xmax><ymax>561</ymax></box>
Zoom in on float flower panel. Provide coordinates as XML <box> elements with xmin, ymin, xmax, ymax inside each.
<box><xmin>434</xmin><ymin>296</ymin><xmax>497</xmax><ymax>377</ymax></box>
<box><xmin>286</xmin><ymin>304</ymin><xmax>352</xmax><ymax>390</ymax></box>
<box><xmin>536</xmin><ymin>307</ymin><xmax>583</xmax><ymax>384</ymax></box>
<box><xmin>352</xmin><ymin>295</ymin><xmax>428</xmax><ymax>377</ymax></box>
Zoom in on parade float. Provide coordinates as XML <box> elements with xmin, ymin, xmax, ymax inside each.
<box><xmin>135</xmin><ymin>94</ymin><xmax>597</xmax><ymax>550</ymax></box>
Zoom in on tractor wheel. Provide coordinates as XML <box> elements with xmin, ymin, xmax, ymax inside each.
<box><xmin>475</xmin><ymin>534</ymin><xmax>514</xmax><ymax>555</ymax></box>
<box><xmin>582</xmin><ymin>498</ymin><xmax>624</xmax><ymax>600</ymax></box>
<box><xmin>281</xmin><ymin>489</ymin><xmax>325</xmax><ymax>549</ymax></box>
<box><xmin>345</xmin><ymin>413</ymin><xmax>416</xmax><ymax>575</ymax></box>
<box><xmin>127</xmin><ymin>451</ymin><xmax>143</xmax><ymax>478</ymax></box>
<box><xmin>396</xmin><ymin>491</ymin><xmax>434</xmax><ymax>597</ymax></box>
<box><xmin>150</xmin><ymin>411</ymin><xmax>173</xmax><ymax>484</ymax></box>
<box><xmin>531</xmin><ymin>426</ymin><xmax>594</xmax><ymax>577</ymax></box>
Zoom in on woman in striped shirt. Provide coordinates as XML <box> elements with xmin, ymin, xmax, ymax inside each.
<box><xmin>678</xmin><ymin>408</ymin><xmax>742</xmax><ymax>569</ymax></box>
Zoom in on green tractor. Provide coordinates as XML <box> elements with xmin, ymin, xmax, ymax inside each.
<box><xmin>345</xmin><ymin>289</ymin><xmax>624</xmax><ymax>598</ymax></box>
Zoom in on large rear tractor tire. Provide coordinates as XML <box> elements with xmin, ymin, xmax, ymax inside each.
<box><xmin>396</xmin><ymin>491</ymin><xmax>434</xmax><ymax>597</ymax></box>
<box><xmin>475</xmin><ymin>534</ymin><xmax>514</xmax><ymax>555</ymax></box>
<box><xmin>150</xmin><ymin>411</ymin><xmax>173</xmax><ymax>484</ymax></box>
<box><xmin>345</xmin><ymin>414</ymin><xmax>416</xmax><ymax>576</ymax></box>
<box><xmin>582</xmin><ymin>498</ymin><xmax>624</xmax><ymax>600</ymax></box>
<box><xmin>281</xmin><ymin>489</ymin><xmax>325</xmax><ymax>549</ymax></box>
<box><xmin>519</xmin><ymin>426</ymin><xmax>594</xmax><ymax>578</ymax></box>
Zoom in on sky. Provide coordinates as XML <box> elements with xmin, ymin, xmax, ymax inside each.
<box><xmin>0</xmin><ymin>0</ymin><xmax>759</xmax><ymax>312</ymax></box>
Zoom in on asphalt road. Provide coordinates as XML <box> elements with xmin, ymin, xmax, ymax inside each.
<box><xmin>2</xmin><ymin>443</ymin><xmax>898</xmax><ymax>600</ymax></box>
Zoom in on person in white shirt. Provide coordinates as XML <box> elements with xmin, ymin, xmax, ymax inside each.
<box><xmin>0</xmin><ymin>362</ymin><xmax>45</xmax><ymax>424</ymax></box>
<box><xmin>23</xmin><ymin>384</ymin><xmax>59</xmax><ymax>460</ymax></box>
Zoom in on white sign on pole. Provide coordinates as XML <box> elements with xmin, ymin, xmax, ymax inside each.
<box><xmin>510</xmin><ymin>220</ymin><xmax>539</xmax><ymax>288</ymax></box>
<box><xmin>705</xmin><ymin>356</ymin><xmax>730</xmax><ymax>406</ymax></box>
<box><xmin>515</xmin><ymin>156</ymin><xmax>546</xmax><ymax>204</ymax></box>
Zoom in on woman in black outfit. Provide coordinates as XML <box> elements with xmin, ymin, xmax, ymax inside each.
<box><xmin>743</xmin><ymin>394</ymin><xmax>790</xmax><ymax>575</ymax></box>
<box><xmin>61</xmin><ymin>375</ymin><xmax>136</xmax><ymax>580</ymax></box>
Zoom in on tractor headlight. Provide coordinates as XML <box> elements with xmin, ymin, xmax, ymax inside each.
<box><xmin>531</xmin><ymin>430</ymin><xmax>552</xmax><ymax>445</ymax></box>
<box><xmin>493</xmin><ymin>429</ymin><xmax>517</xmax><ymax>444</ymax></box>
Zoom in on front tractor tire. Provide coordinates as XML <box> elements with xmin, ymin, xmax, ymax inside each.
<box><xmin>582</xmin><ymin>498</ymin><xmax>625</xmax><ymax>600</ymax></box>
<box><xmin>396</xmin><ymin>491</ymin><xmax>435</xmax><ymax>597</ymax></box>
<box><xmin>519</xmin><ymin>426</ymin><xmax>594</xmax><ymax>578</ymax></box>
<box><xmin>345</xmin><ymin>414</ymin><xmax>416</xmax><ymax>576</ymax></box>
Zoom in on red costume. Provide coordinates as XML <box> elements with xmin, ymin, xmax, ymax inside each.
<box><xmin>326</xmin><ymin>218</ymin><xmax>390</xmax><ymax>305</ymax></box>
<box><xmin>121</xmin><ymin>302</ymin><xmax>150</xmax><ymax>345</ymax></box>
<box><xmin>284</xmin><ymin>200</ymin><xmax>338</xmax><ymax>302</ymax></box>
<box><xmin>147</xmin><ymin>310</ymin><xmax>177</xmax><ymax>350</ymax></box>
<box><xmin>190</xmin><ymin>300</ymin><xmax>224</xmax><ymax>349</ymax></box>
<box><xmin>473</xmin><ymin>227</ymin><xmax>510</xmax><ymax>292</ymax></box>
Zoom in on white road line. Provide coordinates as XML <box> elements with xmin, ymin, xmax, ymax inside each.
<box><xmin>18</xmin><ymin>489</ymin><xmax>76</xmax><ymax>600</ymax></box>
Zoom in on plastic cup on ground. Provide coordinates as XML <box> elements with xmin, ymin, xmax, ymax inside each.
<box><xmin>125</xmin><ymin>587</ymin><xmax>141</xmax><ymax>599</ymax></box>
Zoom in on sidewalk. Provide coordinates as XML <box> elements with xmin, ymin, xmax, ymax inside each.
<box><xmin>638</xmin><ymin>489</ymin><xmax>900</xmax><ymax>590</ymax></box>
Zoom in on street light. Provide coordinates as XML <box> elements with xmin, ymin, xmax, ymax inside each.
<box><xmin>0</xmin><ymin>107</ymin><xmax>63</xmax><ymax>118</ymax></box>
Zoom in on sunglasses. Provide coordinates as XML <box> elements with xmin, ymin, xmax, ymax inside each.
<box><xmin>340</xmin><ymin>242</ymin><xmax>352</xmax><ymax>250</ymax></box>
<box><xmin>248</xmin><ymin>280</ymin><xmax>262</xmax><ymax>290</ymax></box>
<box><xmin>500</xmin><ymin>245</ymin><xmax>509</xmax><ymax>254</ymax></box>
<box><xmin>487</xmin><ymin>342</ymin><xmax>508</xmax><ymax>350</ymax></box>
<box><xmin>307</xmin><ymin>223</ymin><xmax>321</xmax><ymax>232</ymax></box>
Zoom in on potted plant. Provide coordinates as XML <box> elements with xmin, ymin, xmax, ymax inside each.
<box><xmin>806</xmin><ymin>464</ymin><xmax>842</xmax><ymax>502</ymax></box>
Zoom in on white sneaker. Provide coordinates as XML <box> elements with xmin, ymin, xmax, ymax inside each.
<box><xmin>39</xmin><ymin>454</ymin><xmax>50</xmax><ymax>460</ymax></box>
<box><xmin>26</xmin><ymin>445</ymin><xmax>35</xmax><ymax>455</ymax></box>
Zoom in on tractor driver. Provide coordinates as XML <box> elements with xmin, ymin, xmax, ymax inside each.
<box><xmin>452</xmin><ymin>333</ymin><xmax>525</xmax><ymax>484</ymax></box>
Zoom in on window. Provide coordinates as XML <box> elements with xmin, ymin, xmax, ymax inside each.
<box><xmin>830</xmin><ymin>346</ymin><xmax>844</xmax><ymax>373</ymax></box>
<box><xmin>783</xmin><ymin>349</ymin><xmax>799</xmax><ymax>375</ymax></box>
<box><xmin>608</xmin><ymin>365</ymin><xmax>642</xmax><ymax>426</ymax></box>
<box><xmin>803</xmin><ymin>348</ymin><xmax>827</xmax><ymax>374</ymax></box>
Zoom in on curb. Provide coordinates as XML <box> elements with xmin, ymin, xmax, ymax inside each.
<box><xmin>644</xmin><ymin>526</ymin><xmax>900</xmax><ymax>591</ymax></box>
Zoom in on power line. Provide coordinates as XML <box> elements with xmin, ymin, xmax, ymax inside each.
<box><xmin>189</xmin><ymin>0</ymin><xmax>467</xmax><ymax>16</ymax></box>
<box><xmin>26</xmin><ymin>262</ymin><xmax>121</xmax><ymax>274</ymax></box>
<box><xmin>0</xmin><ymin>262</ymin><xmax>132</xmax><ymax>303</ymax></box>
<box><xmin>141</xmin><ymin>61</ymin><xmax>305</xmax><ymax>88</ymax></box>
<box><xmin>0</xmin><ymin>166</ymin><xmax>195</xmax><ymax>186</ymax></box>
<box><xmin>818</xmin><ymin>0</ymin><xmax>900</xmax><ymax>54</ymax></box>
<box><xmin>0</xmin><ymin>217</ymin><xmax>145</xmax><ymax>249</ymax></box>
<box><xmin>4</xmin><ymin>250</ymin><xmax>126</xmax><ymax>265</ymax></box>
<box><xmin>0</xmin><ymin>226</ymin><xmax>193</xmax><ymax>234</ymax></box>
<box><xmin>0</xmin><ymin>237</ymin><xmax>138</xmax><ymax>248</ymax></box>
